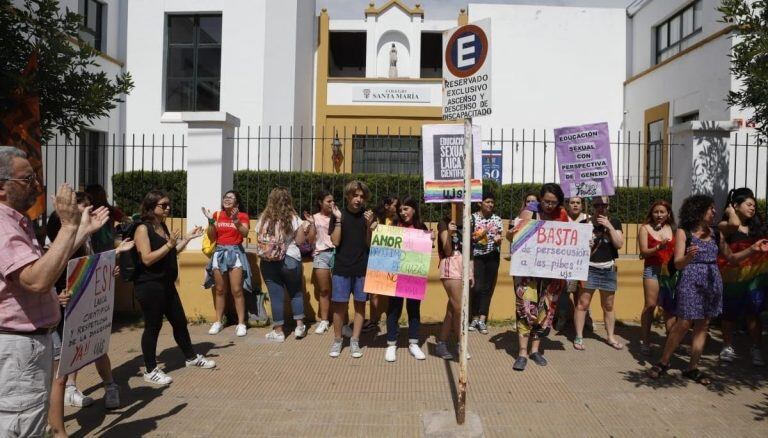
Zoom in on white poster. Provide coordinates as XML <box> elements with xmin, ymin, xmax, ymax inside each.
<box><xmin>422</xmin><ymin>124</ymin><xmax>483</xmax><ymax>203</ymax></box>
<box><xmin>442</xmin><ymin>18</ymin><xmax>492</xmax><ymax>120</ymax></box>
<box><xmin>510</xmin><ymin>220</ymin><xmax>593</xmax><ymax>281</ymax></box>
<box><xmin>59</xmin><ymin>250</ymin><xmax>116</xmax><ymax>377</ymax></box>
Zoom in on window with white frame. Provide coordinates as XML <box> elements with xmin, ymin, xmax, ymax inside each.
<box><xmin>655</xmin><ymin>1</ymin><xmax>702</xmax><ymax>64</ymax></box>
<box><xmin>165</xmin><ymin>14</ymin><xmax>222</xmax><ymax>112</ymax></box>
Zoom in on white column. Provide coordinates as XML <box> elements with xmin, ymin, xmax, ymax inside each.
<box><xmin>176</xmin><ymin>112</ymin><xmax>240</xmax><ymax>250</ymax></box>
<box><xmin>670</xmin><ymin>120</ymin><xmax>736</xmax><ymax>217</ymax></box>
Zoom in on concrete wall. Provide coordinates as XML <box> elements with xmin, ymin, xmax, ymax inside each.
<box><xmin>115</xmin><ymin>219</ymin><xmax>648</xmax><ymax>324</ymax></box>
<box><xmin>467</xmin><ymin>4</ymin><xmax>626</xmax><ymax>184</ymax></box>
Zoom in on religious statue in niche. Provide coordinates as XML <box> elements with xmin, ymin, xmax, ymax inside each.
<box><xmin>389</xmin><ymin>43</ymin><xmax>397</xmax><ymax>78</ymax></box>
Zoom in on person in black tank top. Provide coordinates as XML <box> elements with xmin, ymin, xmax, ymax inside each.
<box><xmin>132</xmin><ymin>190</ymin><xmax>215</xmax><ymax>386</ymax></box>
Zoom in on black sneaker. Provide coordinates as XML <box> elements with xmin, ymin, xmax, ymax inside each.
<box><xmin>529</xmin><ymin>352</ymin><xmax>548</xmax><ymax>367</ymax></box>
<box><xmin>513</xmin><ymin>356</ymin><xmax>528</xmax><ymax>371</ymax></box>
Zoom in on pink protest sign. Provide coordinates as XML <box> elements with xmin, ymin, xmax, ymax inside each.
<box><xmin>364</xmin><ymin>225</ymin><xmax>433</xmax><ymax>301</ymax></box>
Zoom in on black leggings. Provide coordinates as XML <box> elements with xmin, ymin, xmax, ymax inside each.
<box><xmin>134</xmin><ymin>281</ymin><xmax>195</xmax><ymax>371</ymax></box>
<box><xmin>471</xmin><ymin>252</ymin><xmax>500</xmax><ymax>317</ymax></box>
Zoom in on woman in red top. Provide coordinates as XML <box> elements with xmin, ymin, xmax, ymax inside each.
<box><xmin>202</xmin><ymin>191</ymin><xmax>252</xmax><ymax>337</ymax></box>
<box><xmin>637</xmin><ymin>200</ymin><xmax>676</xmax><ymax>355</ymax></box>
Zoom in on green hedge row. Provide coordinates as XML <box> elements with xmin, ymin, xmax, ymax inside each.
<box><xmin>112</xmin><ymin>170</ymin><xmax>679</xmax><ymax>223</ymax></box>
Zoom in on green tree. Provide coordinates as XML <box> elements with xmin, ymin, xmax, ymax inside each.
<box><xmin>719</xmin><ymin>0</ymin><xmax>768</xmax><ymax>139</ymax></box>
<box><xmin>0</xmin><ymin>0</ymin><xmax>133</xmax><ymax>141</ymax></box>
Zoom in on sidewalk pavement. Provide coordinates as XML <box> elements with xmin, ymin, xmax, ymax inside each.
<box><xmin>63</xmin><ymin>322</ymin><xmax>768</xmax><ymax>437</ymax></box>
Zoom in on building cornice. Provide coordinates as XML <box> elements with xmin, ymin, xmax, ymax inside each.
<box><xmin>365</xmin><ymin>0</ymin><xmax>424</xmax><ymax>17</ymax></box>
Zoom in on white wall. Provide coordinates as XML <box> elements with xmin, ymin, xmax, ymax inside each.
<box><xmin>468</xmin><ymin>4</ymin><xmax>626</xmax><ymax>183</ymax></box>
<box><xmin>124</xmin><ymin>0</ymin><xmax>315</xmax><ymax>172</ymax></box>
<box><xmin>627</xmin><ymin>0</ymin><xmax>728</xmax><ymax>77</ymax></box>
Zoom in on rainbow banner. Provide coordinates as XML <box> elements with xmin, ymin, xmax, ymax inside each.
<box><xmin>510</xmin><ymin>219</ymin><xmax>592</xmax><ymax>281</ymax></box>
<box><xmin>59</xmin><ymin>250</ymin><xmax>116</xmax><ymax>377</ymax></box>
<box><xmin>718</xmin><ymin>241</ymin><xmax>768</xmax><ymax>303</ymax></box>
<box><xmin>421</xmin><ymin>124</ymin><xmax>483</xmax><ymax>203</ymax></box>
<box><xmin>364</xmin><ymin>225</ymin><xmax>433</xmax><ymax>301</ymax></box>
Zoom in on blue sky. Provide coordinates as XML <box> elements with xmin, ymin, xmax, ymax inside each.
<box><xmin>316</xmin><ymin>0</ymin><xmax>636</xmax><ymax>20</ymax></box>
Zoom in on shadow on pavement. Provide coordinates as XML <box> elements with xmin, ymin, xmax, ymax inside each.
<box><xmin>69</xmin><ymin>341</ymin><xmax>230</xmax><ymax>437</ymax></box>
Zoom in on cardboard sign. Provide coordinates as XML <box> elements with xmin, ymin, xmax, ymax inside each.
<box><xmin>58</xmin><ymin>251</ymin><xmax>116</xmax><ymax>377</ymax></box>
<box><xmin>510</xmin><ymin>220</ymin><xmax>592</xmax><ymax>281</ymax></box>
<box><xmin>554</xmin><ymin>122</ymin><xmax>615</xmax><ymax>198</ymax></box>
<box><xmin>422</xmin><ymin>124</ymin><xmax>483</xmax><ymax>203</ymax></box>
<box><xmin>482</xmin><ymin>150</ymin><xmax>502</xmax><ymax>184</ymax></box>
<box><xmin>364</xmin><ymin>225</ymin><xmax>432</xmax><ymax>301</ymax></box>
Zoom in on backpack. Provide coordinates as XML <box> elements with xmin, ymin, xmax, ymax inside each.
<box><xmin>256</xmin><ymin>220</ymin><xmax>287</xmax><ymax>262</ymax></box>
<box><xmin>119</xmin><ymin>221</ymin><xmax>141</xmax><ymax>282</ymax></box>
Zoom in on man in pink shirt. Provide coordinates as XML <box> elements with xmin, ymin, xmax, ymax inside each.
<box><xmin>0</xmin><ymin>147</ymin><xmax>108</xmax><ymax>437</ymax></box>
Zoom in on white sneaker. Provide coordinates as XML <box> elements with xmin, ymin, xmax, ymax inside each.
<box><xmin>329</xmin><ymin>339</ymin><xmax>343</xmax><ymax>358</ymax></box>
<box><xmin>265</xmin><ymin>330</ymin><xmax>285</xmax><ymax>342</ymax></box>
<box><xmin>314</xmin><ymin>320</ymin><xmax>330</xmax><ymax>334</ymax></box>
<box><xmin>385</xmin><ymin>345</ymin><xmax>397</xmax><ymax>362</ymax></box>
<box><xmin>185</xmin><ymin>354</ymin><xmax>216</xmax><ymax>369</ymax></box>
<box><xmin>235</xmin><ymin>324</ymin><xmax>247</xmax><ymax>337</ymax></box>
<box><xmin>143</xmin><ymin>368</ymin><xmax>173</xmax><ymax>386</ymax></box>
<box><xmin>208</xmin><ymin>321</ymin><xmax>223</xmax><ymax>335</ymax></box>
<box><xmin>294</xmin><ymin>324</ymin><xmax>307</xmax><ymax>339</ymax></box>
<box><xmin>720</xmin><ymin>346</ymin><xmax>737</xmax><ymax>363</ymax></box>
<box><xmin>408</xmin><ymin>343</ymin><xmax>426</xmax><ymax>360</ymax></box>
<box><xmin>751</xmin><ymin>346</ymin><xmax>765</xmax><ymax>367</ymax></box>
<box><xmin>468</xmin><ymin>319</ymin><xmax>478</xmax><ymax>332</ymax></box>
<box><xmin>342</xmin><ymin>324</ymin><xmax>353</xmax><ymax>338</ymax></box>
<box><xmin>64</xmin><ymin>385</ymin><xmax>94</xmax><ymax>407</ymax></box>
<box><xmin>104</xmin><ymin>383</ymin><xmax>120</xmax><ymax>409</ymax></box>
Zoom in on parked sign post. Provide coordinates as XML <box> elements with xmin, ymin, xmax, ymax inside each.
<box><xmin>442</xmin><ymin>19</ymin><xmax>492</xmax><ymax>121</ymax></box>
<box><xmin>442</xmin><ymin>18</ymin><xmax>492</xmax><ymax>425</ymax></box>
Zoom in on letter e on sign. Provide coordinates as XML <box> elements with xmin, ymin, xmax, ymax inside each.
<box><xmin>445</xmin><ymin>24</ymin><xmax>488</xmax><ymax>78</ymax></box>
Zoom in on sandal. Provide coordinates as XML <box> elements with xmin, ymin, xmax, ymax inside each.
<box><xmin>682</xmin><ymin>368</ymin><xmax>711</xmax><ymax>386</ymax></box>
<box><xmin>573</xmin><ymin>337</ymin><xmax>585</xmax><ymax>351</ymax></box>
<box><xmin>607</xmin><ymin>339</ymin><xmax>624</xmax><ymax>350</ymax></box>
<box><xmin>647</xmin><ymin>362</ymin><xmax>670</xmax><ymax>379</ymax></box>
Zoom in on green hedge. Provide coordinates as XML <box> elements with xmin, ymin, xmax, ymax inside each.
<box><xmin>112</xmin><ymin>170</ymin><xmax>679</xmax><ymax>223</ymax></box>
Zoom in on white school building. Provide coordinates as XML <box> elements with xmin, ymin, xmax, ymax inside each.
<box><xmin>24</xmin><ymin>0</ymin><xmax>766</xmax><ymax>211</ymax></box>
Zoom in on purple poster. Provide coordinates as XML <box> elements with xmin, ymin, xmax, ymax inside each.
<box><xmin>554</xmin><ymin>122</ymin><xmax>615</xmax><ymax>198</ymax></box>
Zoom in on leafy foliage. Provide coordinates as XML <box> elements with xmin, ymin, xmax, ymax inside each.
<box><xmin>112</xmin><ymin>170</ymin><xmax>675</xmax><ymax>224</ymax></box>
<box><xmin>0</xmin><ymin>0</ymin><xmax>134</xmax><ymax>141</ymax></box>
<box><xmin>719</xmin><ymin>0</ymin><xmax>768</xmax><ymax>139</ymax></box>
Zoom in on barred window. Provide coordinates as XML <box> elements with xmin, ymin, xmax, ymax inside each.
<box><xmin>352</xmin><ymin>135</ymin><xmax>421</xmax><ymax>175</ymax></box>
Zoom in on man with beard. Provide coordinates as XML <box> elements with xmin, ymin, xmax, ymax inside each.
<box><xmin>0</xmin><ymin>146</ymin><xmax>109</xmax><ymax>437</ymax></box>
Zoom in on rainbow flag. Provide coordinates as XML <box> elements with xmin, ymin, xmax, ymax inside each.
<box><xmin>510</xmin><ymin>219</ymin><xmax>546</xmax><ymax>253</ymax></box>
<box><xmin>64</xmin><ymin>253</ymin><xmax>102</xmax><ymax>318</ymax></box>
<box><xmin>424</xmin><ymin>179</ymin><xmax>482</xmax><ymax>203</ymax></box>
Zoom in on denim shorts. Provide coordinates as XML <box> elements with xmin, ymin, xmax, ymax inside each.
<box><xmin>582</xmin><ymin>265</ymin><xmax>617</xmax><ymax>292</ymax></box>
<box><xmin>331</xmin><ymin>275</ymin><xmax>368</xmax><ymax>303</ymax></box>
<box><xmin>313</xmin><ymin>250</ymin><xmax>334</xmax><ymax>270</ymax></box>
<box><xmin>643</xmin><ymin>265</ymin><xmax>661</xmax><ymax>280</ymax></box>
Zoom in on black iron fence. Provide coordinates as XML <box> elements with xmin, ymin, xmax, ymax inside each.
<box><xmin>39</xmin><ymin>126</ymin><xmax>767</xmax><ymax>255</ymax></box>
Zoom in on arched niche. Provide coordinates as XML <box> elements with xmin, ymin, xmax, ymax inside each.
<box><xmin>376</xmin><ymin>30</ymin><xmax>410</xmax><ymax>78</ymax></box>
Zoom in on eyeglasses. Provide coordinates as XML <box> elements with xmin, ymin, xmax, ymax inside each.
<box><xmin>1</xmin><ymin>174</ymin><xmax>38</xmax><ymax>185</ymax></box>
<box><xmin>156</xmin><ymin>202</ymin><xmax>172</xmax><ymax>209</ymax></box>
